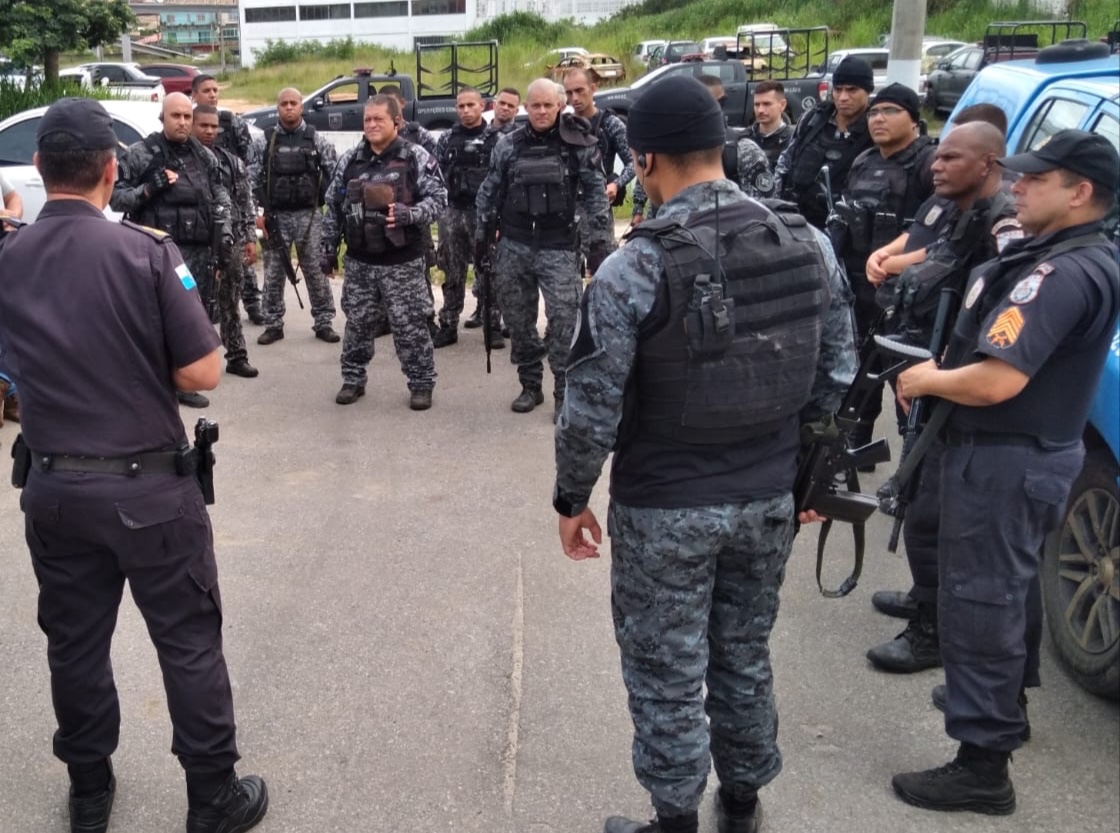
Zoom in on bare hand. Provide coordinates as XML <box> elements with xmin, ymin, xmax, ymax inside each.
<box><xmin>897</xmin><ymin>359</ymin><xmax>937</xmax><ymax>414</ymax></box>
<box><xmin>798</xmin><ymin>509</ymin><xmax>826</xmax><ymax>524</ymax></box>
<box><xmin>255</xmin><ymin>215</ymin><xmax>267</xmax><ymax>238</ymax></box>
<box><xmin>558</xmin><ymin>508</ymin><xmax>602</xmax><ymax>561</ymax></box>
<box><xmin>165</xmin><ymin>168</ymin><xmax>179</xmax><ymax>186</ymax></box>
<box><xmin>865</xmin><ymin>248</ymin><xmax>889</xmax><ymax>285</ymax></box>
<box><xmin>605</xmin><ymin>182</ymin><xmax>619</xmax><ymax>202</ymax></box>
<box><xmin>242</xmin><ymin>241</ymin><xmax>258</xmax><ymax>266</ymax></box>
<box><xmin>631</xmin><ymin>214</ymin><xmax>643</xmax><ymax>227</ymax></box>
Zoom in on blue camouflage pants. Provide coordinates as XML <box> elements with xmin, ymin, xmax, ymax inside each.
<box><xmin>608</xmin><ymin>494</ymin><xmax>795</xmax><ymax>816</ymax></box>
<box><xmin>938</xmin><ymin>442</ymin><xmax>1083</xmax><ymax>751</ymax></box>
<box><xmin>261</xmin><ymin>208</ymin><xmax>336</xmax><ymax>331</ymax></box>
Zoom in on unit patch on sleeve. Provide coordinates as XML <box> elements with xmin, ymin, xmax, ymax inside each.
<box><xmin>1009</xmin><ymin>264</ymin><xmax>1052</xmax><ymax>305</ymax></box>
<box><xmin>986</xmin><ymin>307</ymin><xmax>1025</xmax><ymax>349</ymax></box>
<box><xmin>175</xmin><ymin>262</ymin><xmax>197</xmax><ymax>290</ymax></box>
<box><xmin>964</xmin><ymin>277</ymin><xmax>985</xmax><ymax>310</ymax></box>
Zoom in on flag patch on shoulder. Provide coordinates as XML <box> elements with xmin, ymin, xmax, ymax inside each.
<box><xmin>175</xmin><ymin>263</ymin><xmax>196</xmax><ymax>290</ymax></box>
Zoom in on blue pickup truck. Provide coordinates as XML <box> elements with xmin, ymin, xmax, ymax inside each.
<box><xmin>948</xmin><ymin>39</ymin><xmax>1120</xmax><ymax>698</ymax></box>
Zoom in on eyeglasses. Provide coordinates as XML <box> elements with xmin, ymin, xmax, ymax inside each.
<box><xmin>868</xmin><ymin>106</ymin><xmax>906</xmax><ymax>119</ymax></box>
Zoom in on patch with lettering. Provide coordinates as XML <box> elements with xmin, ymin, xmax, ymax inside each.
<box><xmin>964</xmin><ymin>277</ymin><xmax>985</xmax><ymax>310</ymax></box>
<box><xmin>986</xmin><ymin>307</ymin><xmax>1025</xmax><ymax>349</ymax></box>
<box><xmin>754</xmin><ymin>171</ymin><xmax>775</xmax><ymax>194</ymax></box>
<box><xmin>175</xmin><ymin>262</ymin><xmax>197</xmax><ymax>290</ymax></box>
<box><xmin>922</xmin><ymin>203</ymin><xmax>944</xmax><ymax>227</ymax></box>
<box><xmin>1009</xmin><ymin>265</ymin><xmax>1052</xmax><ymax>304</ymax></box>
<box><xmin>991</xmin><ymin>217</ymin><xmax>1025</xmax><ymax>253</ymax></box>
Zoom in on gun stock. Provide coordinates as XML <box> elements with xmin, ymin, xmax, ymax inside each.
<box><xmin>264</xmin><ymin>213</ymin><xmax>305</xmax><ymax>310</ymax></box>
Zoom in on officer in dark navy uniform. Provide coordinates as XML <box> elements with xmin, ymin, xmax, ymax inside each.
<box><xmin>554</xmin><ymin>75</ymin><xmax>857</xmax><ymax>833</ymax></box>
<box><xmin>890</xmin><ymin>129</ymin><xmax>1120</xmax><ymax>815</ymax></box>
<box><xmin>0</xmin><ymin>98</ymin><xmax>267</xmax><ymax>833</ymax></box>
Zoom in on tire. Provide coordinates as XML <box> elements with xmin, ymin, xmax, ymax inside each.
<box><xmin>1041</xmin><ymin>445</ymin><xmax>1120</xmax><ymax>699</ymax></box>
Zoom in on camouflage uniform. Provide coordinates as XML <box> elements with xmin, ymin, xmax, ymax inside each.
<box><xmin>434</xmin><ymin>124</ymin><xmax>488</xmax><ymax>330</ymax></box>
<box><xmin>468</xmin><ymin>120</ymin><xmax>518</xmax><ymax>311</ymax></box>
<box><xmin>212</xmin><ymin>109</ymin><xmax>263</xmax><ymax>315</ymax></box>
<box><xmin>475</xmin><ymin>119</ymin><xmax>609</xmax><ymax>400</ymax></box>
<box><xmin>554</xmin><ymin>179</ymin><xmax>856</xmax><ymax>818</ymax></box>
<box><xmin>322</xmin><ymin>137</ymin><xmax>447</xmax><ymax>393</ymax></box>
<box><xmin>212</xmin><ymin>145</ymin><xmax>256</xmax><ymax>364</ymax></box>
<box><xmin>733</xmin><ymin>135</ymin><xmax>779</xmax><ymax>200</ymax></box>
<box><xmin>582</xmin><ymin>108</ymin><xmax>634</xmax><ymax>275</ymax></box>
<box><xmin>112</xmin><ymin>132</ymin><xmax>232</xmax><ymax>313</ymax></box>
<box><xmin>744</xmin><ymin>121</ymin><xmax>795</xmax><ymax>171</ymax></box>
<box><xmin>395</xmin><ymin>120</ymin><xmax>439</xmax><ymax>331</ymax></box>
<box><xmin>250</xmin><ymin>121</ymin><xmax>338</xmax><ymax>333</ymax></box>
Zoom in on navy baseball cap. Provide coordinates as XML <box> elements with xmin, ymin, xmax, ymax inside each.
<box><xmin>36</xmin><ymin>98</ymin><xmax>119</xmax><ymax>151</ymax></box>
<box><xmin>999</xmin><ymin>129</ymin><xmax>1120</xmax><ymax>192</ymax></box>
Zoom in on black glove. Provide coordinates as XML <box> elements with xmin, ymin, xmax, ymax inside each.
<box><xmin>391</xmin><ymin>203</ymin><xmax>419</xmax><ymax>227</ymax></box>
<box><xmin>146</xmin><ymin>167</ymin><xmax>172</xmax><ymax>196</ymax></box>
<box><xmin>320</xmin><ymin>252</ymin><xmax>337</xmax><ymax>275</ymax></box>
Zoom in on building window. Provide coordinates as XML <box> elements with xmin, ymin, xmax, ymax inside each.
<box><xmin>412</xmin><ymin>0</ymin><xmax>466</xmax><ymax>15</ymax></box>
<box><xmin>245</xmin><ymin>7</ymin><xmax>298</xmax><ymax>23</ymax></box>
<box><xmin>354</xmin><ymin>1</ymin><xmax>408</xmax><ymax>17</ymax></box>
<box><xmin>299</xmin><ymin>4</ymin><xmax>352</xmax><ymax>20</ymax></box>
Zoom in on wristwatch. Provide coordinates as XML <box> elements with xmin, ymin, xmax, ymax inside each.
<box><xmin>552</xmin><ymin>486</ymin><xmax>588</xmax><ymax>518</ymax></box>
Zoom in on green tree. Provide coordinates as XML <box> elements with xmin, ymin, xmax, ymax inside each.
<box><xmin>0</xmin><ymin>0</ymin><xmax>136</xmax><ymax>84</ymax></box>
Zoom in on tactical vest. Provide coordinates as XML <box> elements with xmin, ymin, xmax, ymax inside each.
<box><xmin>748</xmin><ymin>122</ymin><xmax>793</xmax><ymax>170</ymax></box>
<box><xmin>787</xmin><ymin>106</ymin><xmax>872</xmax><ymax>228</ymax></box>
<box><xmin>499</xmin><ymin>130</ymin><xmax>580</xmax><ymax>248</ymax></box>
<box><xmin>264</xmin><ymin>124</ymin><xmax>322</xmax><ymax>210</ymax></box>
<box><xmin>623</xmin><ymin>198</ymin><xmax>828</xmax><ymax>445</ymax></box>
<box><xmin>213</xmin><ymin>146</ymin><xmax>250</xmax><ymax>236</ymax></box>
<box><xmin>721</xmin><ymin>127</ymin><xmax>744</xmax><ymax>182</ymax></box>
<box><xmin>442</xmin><ymin>124</ymin><xmax>490</xmax><ymax>210</ymax></box>
<box><xmin>214</xmin><ymin>110</ymin><xmax>242</xmax><ymax>160</ymax></box>
<box><xmin>841</xmin><ymin>135</ymin><xmax>936</xmax><ymax>256</ymax></box>
<box><xmin>341</xmin><ymin>139</ymin><xmax>422</xmax><ymax>264</ymax></box>
<box><xmin>135</xmin><ymin>136</ymin><xmax>214</xmax><ymax>246</ymax></box>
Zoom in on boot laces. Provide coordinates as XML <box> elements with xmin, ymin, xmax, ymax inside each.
<box><xmin>924</xmin><ymin>759</ymin><xmax>968</xmax><ymax>781</ymax></box>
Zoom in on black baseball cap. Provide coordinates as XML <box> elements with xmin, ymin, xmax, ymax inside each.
<box><xmin>999</xmin><ymin>129</ymin><xmax>1120</xmax><ymax>191</ymax></box>
<box><xmin>36</xmin><ymin>98</ymin><xmax>119</xmax><ymax>151</ymax></box>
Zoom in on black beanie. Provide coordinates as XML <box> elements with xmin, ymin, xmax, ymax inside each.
<box><xmin>832</xmin><ymin>56</ymin><xmax>875</xmax><ymax>93</ymax></box>
<box><xmin>627</xmin><ymin>75</ymin><xmax>726</xmax><ymax>154</ymax></box>
<box><xmin>872</xmin><ymin>82</ymin><xmax>922</xmax><ymax>122</ymax></box>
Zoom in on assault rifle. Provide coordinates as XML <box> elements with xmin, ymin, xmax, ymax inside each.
<box><xmin>475</xmin><ymin>220</ymin><xmax>498</xmax><ymax>373</ymax></box>
<box><xmin>205</xmin><ymin>212</ymin><xmax>224</xmax><ymax>322</ymax></box>
<box><xmin>261</xmin><ymin>211</ymin><xmax>305</xmax><ymax>310</ymax></box>
<box><xmin>193</xmin><ymin>418</ymin><xmax>219</xmax><ymax>505</ymax></box>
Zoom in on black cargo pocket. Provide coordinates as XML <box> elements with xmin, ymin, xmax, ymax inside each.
<box><xmin>942</xmin><ymin>571</ymin><xmax>1023</xmax><ymax>658</ymax></box>
<box><xmin>20</xmin><ymin>491</ymin><xmax>62</xmax><ymax>551</ymax></box>
<box><xmin>1024</xmin><ymin>469</ymin><xmax>1073</xmax><ymax>533</ymax></box>
<box><xmin>114</xmin><ymin>492</ymin><xmax>187</xmax><ymax>571</ymax></box>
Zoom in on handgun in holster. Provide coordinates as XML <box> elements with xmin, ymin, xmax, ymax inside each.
<box><xmin>10</xmin><ymin>433</ymin><xmax>31</xmax><ymax>489</ymax></box>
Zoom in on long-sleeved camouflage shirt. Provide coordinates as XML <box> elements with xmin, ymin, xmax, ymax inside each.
<box><xmin>733</xmin><ymin>135</ymin><xmax>779</xmax><ymax>200</ymax></box>
<box><xmin>321</xmin><ymin>136</ymin><xmax>448</xmax><ymax>255</ymax></box>
<box><xmin>474</xmin><ymin>119</ymin><xmax>610</xmax><ymax>243</ymax></box>
<box><xmin>399</xmin><ymin>120</ymin><xmax>438</xmax><ymax>156</ymax></box>
<box><xmin>554</xmin><ymin>179</ymin><xmax>857</xmax><ymax>507</ymax></box>
<box><xmin>215</xmin><ymin>109</ymin><xmax>255</xmax><ymax>168</ymax></box>
<box><xmin>249</xmin><ymin>119</ymin><xmax>338</xmax><ymax>211</ymax></box>
<box><xmin>111</xmin><ymin>131</ymin><xmax>231</xmax><ymax>241</ymax></box>
<box><xmin>590</xmin><ymin>108</ymin><xmax>634</xmax><ymax>191</ymax></box>
<box><xmin>212</xmin><ymin>145</ymin><xmax>256</xmax><ymax>246</ymax></box>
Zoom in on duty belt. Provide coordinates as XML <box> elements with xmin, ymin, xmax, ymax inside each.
<box><xmin>30</xmin><ymin>448</ymin><xmax>194</xmax><ymax>476</ymax></box>
<box><xmin>941</xmin><ymin>429</ymin><xmax>1041</xmax><ymax>448</ymax></box>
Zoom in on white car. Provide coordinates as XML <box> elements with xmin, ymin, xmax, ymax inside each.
<box><xmin>631</xmin><ymin>40</ymin><xmax>667</xmax><ymax>64</ymax></box>
<box><xmin>0</xmin><ymin>100</ymin><xmax>162</xmax><ymax>223</ymax></box>
<box><xmin>813</xmin><ymin>47</ymin><xmax>891</xmax><ymax>101</ymax></box>
<box><xmin>59</xmin><ymin>62</ymin><xmax>165</xmax><ymax>103</ymax></box>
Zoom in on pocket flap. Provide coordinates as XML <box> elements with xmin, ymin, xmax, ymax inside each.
<box><xmin>947</xmin><ymin>571</ymin><xmax>1017</xmax><ymax>606</ymax></box>
<box><xmin>20</xmin><ymin>491</ymin><xmax>60</xmax><ymax>524</ymax></box>
<box><xmin>115</xmin><ymin>493</ymin><xmax>185</xmax><ymax>529</ymax></box>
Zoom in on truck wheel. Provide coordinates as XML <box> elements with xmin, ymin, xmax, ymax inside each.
<box><xmin>1041</xmin><ymin>446</ymin><xmax>1120</xmax><ymax>699</ymax></box>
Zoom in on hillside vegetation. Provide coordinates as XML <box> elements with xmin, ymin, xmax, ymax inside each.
<box><xmin>225</xmin><ymin>0</ymin><xmax>1117</xmax><ymax>104</ymax></box>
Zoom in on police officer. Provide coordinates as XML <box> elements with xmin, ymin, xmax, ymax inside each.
<box><xmin>191</xmin><ymin>73</ymin><xmax>263</xmax><ymax>324</ymax></box>
<box><xmin>744</xmin><ymin>81</ymin><xmax>794</xmax><ymax>170</ymax></box>
<box><xmin>463</xmin><ymin>86</ymin><xmax>521</xmax><ymax>330</ymax></box>
<box><xmin>862</xmin><ymin>122</ymin><xmax>1022</xmax><ymax>674</ymax></box>
<box><xmin>0</xmin><ymin>97</ymin><xmax>267</xmax><ymax>833</ymax></box>
<box><xmin>251</xmin><ymin>87</ymin><xmax>340</xmax><ymax>346</ymax></box>
<box><xmin>432</xmin><ymin>87</ymin><xmax>502</xmax><ymax>349</ymax></box>
<box><xmin>554</xmin><ymin>75</ymin><xmax>856</xmax><ymax>833</ymax></box>
<box><xmin>891</xmin><ymin>130</ymin><xmax>1119</xmax><ymax>815</ymax></box>
<box><xmin>775</xmin><ymin>56</ymin><xmax>875</xmax><ymax>229</ymax></box>
<box><xmin>192</xmin><ymin>104</ymin><xmax>259</xmax><ymax>379</ymax></box>
<box><xmin>475</xmin><ymin>77</ymin><xmax>609</xmax><ymax>417</ymax></box>
<box><xmin>563</xmin><ymin>67</ymin><xmax>634</xmax><ymax>274</ymax></box>
<box><xmin>698</xmin><ymin>74</ymin><xmax>778</xmax><ymax>199</ymax></box>
<box><xmin>322</xmin><ymin>94</ymin><xmax>447</xmax><ymax>410</ymax></box>
<box><xmin>112</xmin><ymin>92</ymin><xmax>233</xmax><ymax>409</ymax></box>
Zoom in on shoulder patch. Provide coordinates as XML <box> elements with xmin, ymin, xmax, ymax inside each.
<box><xmin>986</xmin><ymin>307</ymin><xmax>1024</xmax><ymax>349</ymax></box>
<box><xmin>121</xmin><ymin>219</ymin><xmax>172</xmax><ymax>242</ymax></box>
<box><xmin>753</xmin><ymin>171</ymin><xmax>775</xmax><ymax>194</ymax></box>
<box><xmin>175</xmin><ymin>262</ymin><xmax>197</xmax><ymax>290</ymax></box>
<box><xmin>1009</xmin><ymin>264</ymin><xmax>1052</xmax><ymax>304</ymax></box>
<box><xmin>991</xmin><ymin>217</ymin><xmax>1025</xmax><ymax>253</ymax></box>
<box><xmin>964</xmin><ymin>277</ymin><xmax>985</xmax><ymax>310</ymax></box>
<box><xmin>922</xmin><ymin>203</ymin><xmax>944</xmax><ymax>227</ymax></box>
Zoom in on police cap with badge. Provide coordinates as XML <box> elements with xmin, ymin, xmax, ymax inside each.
<box><xmin>997</xmin><ymin>128</ymin><xmax>1119</xmax><ymax>193</ymax></box>
<box><xmin>36</xmin><ymin>97</ymin><xmax>120</xmax><ymax>152</ymax></box>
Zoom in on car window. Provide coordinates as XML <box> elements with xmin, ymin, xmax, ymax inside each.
<box><xmin>949</xmin><ymin>49</ymin><xmax>973</xmax><ymax>69</ymax></box>
<box><xmin>324</xmin><ymin>82</ymin><xmax>360</xmax><ymax>105</ymax></box>
<box><xmin>963</xmin><ymin>50</ymin><xmax>983</xmax><ymax>70</ymax></box>
<box><xmin>1018</xmin><ymin>98</ymin><xmax>1091</xmax><ymax>152</ymax></box>
<box><xmin>663</xmin><ymin>64</ymin><xmax>694</xmax><ymax>79</ymax></box>
<box><xmin>102</xmin><ymin>66</ymin><xmax>127</xmax><ymax>83</ymax></box>
<box><xmin>111</xmin><ymin>119</ymin><xmax>142</xmax><ymax>147</ymax></box>
<box><xmin>927</xmin><ymin>44</ymin><xmax>957</xmax><ymax>59</ymax></box>
<box><xmin>0</xmin><ymin>117</ymin><xmax>39</xmax><ymax>165</ymax></box>
<box><xmin>1091</xmin><ymin>111</ymin><xmax>1120</xmax><ymax>155</ymax></box>
<box><xmin>141</xmin><ymin>66</ymin><xmax>168</xmax><ymax>77</ymax></box>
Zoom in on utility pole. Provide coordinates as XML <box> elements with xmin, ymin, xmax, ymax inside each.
<box><xmin>886</xmin><ymin>0</ymin><xmax>926</xmax><ymax>91</ymax></box>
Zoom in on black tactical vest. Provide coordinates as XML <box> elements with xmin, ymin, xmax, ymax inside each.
<box><xmin>721</xmin><ymin>127</ymin><xmax>745</xmax><ymax>182</ymax></box>
<box><xmin>341</xmin><ymin>139</ymin><xmax>422</xmax><ymax>264</ymax></box>
<box><xmin>500</xmin><ymin>129</ymin><xmax>580</xmax><ymax>247</ymax></box>
<box><xmin>214</xmin><ymin>110</ymin><xmax>245</xmax><ymax>162</ymax></box>
<box><xmin>787</xmin><ymin>106</ymin><xmax>873</xmax><ymax>228</ymax></box>
<box><xmin>441</xmin><ymin>124</ymin><xmax>489</xmax><ymax>210</ymax></box>
<box><xmin>135</xmin><ymin>136</ymin><xmax>214</xmax><ymax>246</ymax></box>
<box><xmin>623</xmin><ymin>198</ymin><xmax>828</xmax><ymax>445</ymax></box>
<box><xmin>264</xmin><ymin>124</ymin><xmax>322</xmax><ymax>210</ymax></box>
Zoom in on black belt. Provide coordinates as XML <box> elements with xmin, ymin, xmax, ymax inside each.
<box><xmin>31</xmin><ymin>449</ymin><xmax>190</xmax><ymax>476</ymax></box>
<box><xmin>942</xmin><ymin>429</ymin><xmax>1041</xmax><ymax>448</ymax></box>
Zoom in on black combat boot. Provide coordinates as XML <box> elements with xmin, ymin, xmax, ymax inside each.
<box><xmin>257</xmin><ymin>327</ymin><xmax>284</xmax><ymax>345</ymax></box>
<box><xmin>463</xmin><ymin>304</ymin><xmax>484</xmax><ymax>329</ymax></box>
<box><xmin>186</xmin><ymin>771</ymin><xmax>268</xmax><ymax>833</ymax></box>
<box><xmin>867</xmin><ymin>602</ymin><xmax>941</xmax><ymax>673</ymax></box>
<box><xmin>432</xmin><ymin>326</ymin><xmax>459</xmax><ymax>348</ymax></box>
<box><xmin>335</xmin><ymin>383</ymin><xmax>366</xmax><ymax>405</ymax></box>
<box><xmin>715</xmin><ymin>786</ymin><xmax>762</xmax><ymax>833</ymax></box>
<box><xmin>931</xmin><ymin>685</ymin><xmax>1031</xmax><ymax>741</ymax></box>
<box><xmin>892</xmin><ymin>742</ymin><xmax>1015</xmax><ymax>815</ymax></box>
<box><xmin>68</xmin><ymin>759</ymin><xmax>115</xmax><ymax>833</ymax></box>
<box><xmin>511</xmin><ymin>386</ymin><xmax>544</xmax><ymax>413</ymax></box>
<box><xmin>244</xmin><ymin>304</ymin><xmax>265</xmax><ymax>326</ymax></box>
<box><xmin>225</xmin><ymin>360</ymin><xmax>259</xmax><ymax>378</ymax></box>
<box><xmin>177</xmin><ymin>391</ymin><xmax>210</xmax><ymax>408</ymax></box>
<box><xmin>409</xmin><ymin>389</ymin><xmax>433</xmax><ymax>411</ymax></box>
<box><xmin>486</xmin><ymin>317</ymin><xmax>505</xmax><ymax>350</ymax></box>
<box><xmin>314</xmin><ymin>325</ymin><xmax>341</xmax><ymax>343</ymax></box>
<box><xmin>871</xmin><ymin>590</ymin><xmax>918</xmax><ymax>619</ymax></box>
<box><xmin>603</xmin><ymin>811</ymin><xmax>699</xmax><ymax>833</ymax></box>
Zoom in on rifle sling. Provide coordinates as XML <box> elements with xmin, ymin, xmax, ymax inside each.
<box><xmin>815</xmin><ymin>468</ymin><xmax>865</xmax><ymax>598</ymax></box>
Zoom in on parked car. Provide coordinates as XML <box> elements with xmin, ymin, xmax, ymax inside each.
<box><xmin>525</xmin><ymin>46</ymin><xmax>588</xmax><ymax>69</ymax></box>
<box><xmin>924</xmin><ymin>45</ymin><xmax>986</xmax><ymax>113</ymax></box>
<box><xmin>0</xmin><ymin>100</ymin><xmax>162</xmax><ymax>223</ymax></box>
<box><xmin>58</xmin><ymin>62</ymin><xmax>165</xmax><ymax>103</ymax></box>
<box><xmin>648</xmin><ymin>40</ymin><xmax>701</xmax><ymax>69</ymax></box>
<box><xmin>947</xmin><ymin>38</ymin><xmax>1120</xmax><ymax>699</ymax></box>
<box><xmin>549</xmin><ymin>53</ymin><xmax>626</xmax><ymax>85</ymax></box>
<box><xmin>919</xmin><ymin>38</ymin><xmax>969</xmax><ymax>72</ymax></box>
<box><xmin>813</xmin><ymin>47</ymin><xmax>890</xmax><ymax>101</ymax></box>
<box><xmin>0</xmin><ymin>57</ymin><xmax>42</xmax><ymax>90</ymax></box>
<box><xmin>631</xmin><ymin>40</ymin><xmax>666</xmax><ymax>65</ymax></box>
<box><xmin>138</xmin><ymin>63</ymin><xmax>202</xmax><ymax>96</ymax></box>
<box><xmin>736</xmin><ymin>23</ymin><xmax>794</xmax><ymax>58</ymax></box>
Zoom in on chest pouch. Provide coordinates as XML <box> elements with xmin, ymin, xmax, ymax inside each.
<box><xmin>513</xmin><ymin>153</ymin><xmax>568</xmax><ymax>218</ymax></box>
<box><xmin>684</xmin><ymin>273</ymin><xmax>735</xmax><ymax>358</ymax></box>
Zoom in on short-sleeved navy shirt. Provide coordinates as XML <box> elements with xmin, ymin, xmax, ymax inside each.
<box><xmin>948</xmin><ymin>224</ymin><xmax>1119</xmax><ymax>443</ymax></box>
<box><xmin>0</xmin><ymin>200</ymin><xmax>220</xmax><ymax>456</ymax></box>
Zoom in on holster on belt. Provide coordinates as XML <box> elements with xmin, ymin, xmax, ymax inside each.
<box><xmin>11</xmin><ymin>433</ymin><xmax>30</xmax><ymax>489</ymax></box>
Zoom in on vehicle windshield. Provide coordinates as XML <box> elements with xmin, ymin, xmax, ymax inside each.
<box><xmin>631</xmin><ymin>64</ymin><xmax>677</xmax><ymax>88</ymax></box>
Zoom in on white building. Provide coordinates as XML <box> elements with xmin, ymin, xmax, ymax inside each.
<box><xmin>238</xmin><ymin>0</ymin><xmax>480</xmax><ymax>68</ymax></box>
<box><xmin>476</xmin><ymin>0</ymin><xmax>643</xmax><ymax>24</ymax></box>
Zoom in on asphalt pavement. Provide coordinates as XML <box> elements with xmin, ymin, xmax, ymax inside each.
<box><xmin>0</xmin><ymin>276</ymin><xmax>1117</xmax><ymax>833</ymax></box>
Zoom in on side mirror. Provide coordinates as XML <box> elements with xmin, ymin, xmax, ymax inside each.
<box><xmin>937</xmin><ymin>60</ymin><xmax>950</xmax><ymax>70</ymax></box>
<box><xmin>312</xmin><ymin>97</ymin><xmax>325</xmax><ymax>110</ymax></box>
